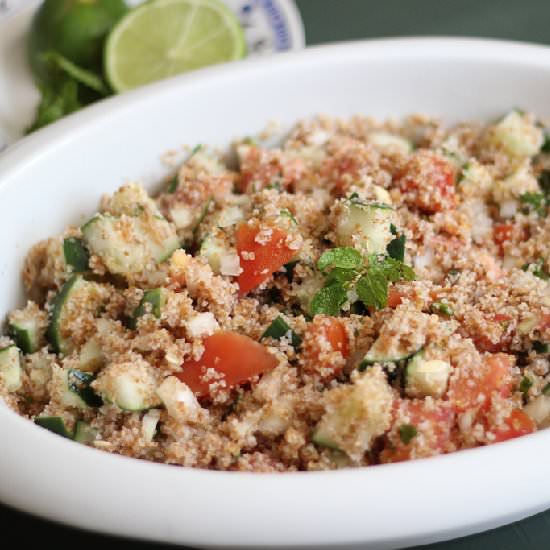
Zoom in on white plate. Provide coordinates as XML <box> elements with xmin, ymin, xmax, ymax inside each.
<box><xmin>1</xmin><ymin>38</ymin><xmax>550</xmax><ymax>549</ymax></box>
<box><xmin>0</xmin><ymin>0</ymin><xmax>304</xmax><ymax>150</ymax></box>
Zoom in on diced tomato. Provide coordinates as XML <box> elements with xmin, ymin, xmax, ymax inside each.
<box><xmin>469</xmin><ymin>313</ymin><xmax>513</xmax><ymax>353</ymax></box>
<box><xmin>539</xmin><ymin>314</ymin><xmax>550</xmax><ymax>333</ymax></box>
<box><xmin>237</xmin><ymin>145</ymin><xmax>304</xmax><ymax>193</ymax></box>
<box><xmin>320</xmin><ymin>139</ymin><xmax>374</xmax><ymax>196</ymax></box>
<box><xmin>236</xmin><ymin>223</ymin><xmax>296</xmax><ymax>295</ymax></box>
<box><xmin>447</xmin><ymin>353</ymin><xmax>514</xmax><ymax>412</ymax></box>
<box><xmin>176</xmin><ymin>331</ymin><xmax>278</xmax><ymax>396</ymax></box>
<box><xmin>491</xmin><ymin>409</ymin><xmax>536</xmax><ymax>443</ymax></box>
<box><xmin>301</xmin><ymin>316</ymin><xmax>349</xmax><ymax>379</ymax></box>
<box><xmin>493</xmin><ymin>223</ymin><xmax>513</xmax><ymax>255</ymax></box>
<box><xmin>387</xmin><ymin>287</ymin><xmax>403</xmax><ymax>308</ymax></box>
<box><xmin>379</xmin><ymin>399</ymin><xmax>455</xmax><ymax>463</ymax></box>
<box><xmin>395</xmin><ymin>150</ymin><xmax>456</xmax><ymax>214</ymax></box>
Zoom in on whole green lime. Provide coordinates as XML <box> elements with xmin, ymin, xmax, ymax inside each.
<box><xmin>28</xmin><ymin>0</ymin><xmax>128</xmax><ymax>83</ymax></box>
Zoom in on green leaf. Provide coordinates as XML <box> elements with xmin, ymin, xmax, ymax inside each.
<box><xmin>26</xmin><ymin>78</ymin><xmax>81</xmax><ymax>133</ymax></box>
<box><xmin>398</xmin><ymin>424</ymin><xmax>417</xmax><ymax>444</ymax></box>
<box><xmin>310</xmin><ymin>284</ymin><xmax>348</xmax><ymax>316</ymax></box>
<box><xmin>261</xmin><ymin>316</ymin><xmax>302</xmax><ymax>348</ymax></box>
<box><xmin>539</xmin><ymin>170</ymin><xmax>550</xmax><ymax>196</ymax></box>
<box><xmin>542</xmin><ymin>133</ymin><xmax>550</xmax><ymax>153</ymax></box>
<box><xmin>41</xmin><ymin>51</ymin><xmax>109</xmax><ymax>95</ymax></box>
<box><xmin>317</xmin><ymin>247</ymin><xmax>363</xmax><ymax>271</ymax></box>
<box><xmin>356</xmin><ymin>271</ymin><xmax>388</xmax><ymax>310</ymax></box>
<box><xmin>519</xmin><ymin>376</ymin><xmax>533</xmax><ymax>394</ymax></box>
<box><xmin>520</xmin><ymin>192</ymin><xmax>547</xmax><ymax>217</ymax></box>
<box><xmin>325</xmin><ymin>267</ymin><xmax>359</xmax><ymax>286</ymax></box>
<box><xmin>533</xmin><ymin>341</ymin><xmax>549</xmax><ymax>354</ymax></box>
<box><xmin>522</xmin><ymin>258</ymin><xmax>549</xmax><ymax>280</ymax></box>
<box><xmin>387</xmin><ymin>234</ymin><xmax>406</xmax><ymax>262</ymax></box>
<box><xmin>372</xmin><ymin>256</ymin><xmax>415</xmax><ymax>283</ymax></box>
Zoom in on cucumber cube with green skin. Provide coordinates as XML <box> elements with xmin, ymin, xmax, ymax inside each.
<box><xmin>335</xmin><ymin>199</ymin><xmax>395</xmax><ymax>255</ymax></box>
<box><xmin>35</xmin><ymin>416</ymin><xmax>73</xmax><ymax>439</ymax></box>
<box><xmin>405</xmin><ymin>350</ymin><xmax>451</xmax><ymax>398</ymax></box>
<box><xmin>9</xmin><ymin>318</ymin><xmax>41</xmax><ymax>354</ymax></box>
<box><xmin>360</xmin><ymin>336</ymin><xmax>420</xmax><ymax>368</ymax></box>
<box><xmin>93</xmin><ymin>360</ymin><xmax>161</xmax><ymax>411</ymax></box>
<box><xmin>46</xmin><ymin>275</ymin><xmax>106</xmax><ymax>356</ymax></box>
<box><xmin>313</xmin><ymin>367</ymin><xmax>393</xmax><ymax>461</ymax></box>
<box><xmin>130</xmin><ymin>288</ymin><xmax>166</xmax><ymax>329</ymax></box>
<box><xmin>138</xmin><ymin>215</ymin><xmax>180</xmax><ymax>263</ymax></box>
<box><xmin>82</xmin><ymin>214</ymin><xmax>150</xmax><ymax>274</ymax></box>
<box><xmin>73</xmin><ymin>421</ymin><xmax>97</xmax><ymax>444</ymax></box>
<box><xmin>261</xmin><ymin>316</ymin><xmax>302</xmax><ymax>348</ymax></box>
<box><xmin>67</xmin><ymin>369</ymin><xmax>103</xmax><ymax>407</ymax></box>
<box><xmin>63</xmin><ymin>237</ymin><xmax>90</xmax><ymax>272</ymax></box>
<box><xmin>0</xmin><ymin>346</ymin><xmax>22</xmax><ymax>391</ymax></box>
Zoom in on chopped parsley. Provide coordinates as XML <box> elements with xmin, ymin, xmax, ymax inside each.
<box><xmin>431</xmin><ymin>301</ymin><xmax>454</xmax><ymax>316</ymax></box>
<box><xmin>522</xmin><ymin>258</ymin><xmax>549</xmax><ymax>280</ymax></box>
<box><xmin>533</xmin><ymin>341</ymin><xmax>549</xmax><ymax>354</ymax></box>
<box><xmin>519</xmin><ymin>376</ymin><xmax>533</xmax><ymax>394</ymax></box>
<box><xmin>261</xmin><ymin>316</ymin><xmax>302</xmax><ymax>348</ymax></box>
<box><xmin>398</xmin><ymin>424</ymin><xmax>417</xmax><ymax>444</ymax></box>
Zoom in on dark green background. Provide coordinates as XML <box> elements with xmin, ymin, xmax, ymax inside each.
<box><xmin>2</xmin><ymin>0</ymin><xmax>549</xmax><ymax>548</ymax></box>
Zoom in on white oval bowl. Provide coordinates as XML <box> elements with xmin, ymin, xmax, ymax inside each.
<box><xmin>1</xmin><ymin>38</ymin><xmax>550</xmax><ymax>549</ymax></box>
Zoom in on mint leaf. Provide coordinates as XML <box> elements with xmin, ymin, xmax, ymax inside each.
<box><xmin>373</xmin><ymin>256</ymin><xmax>415</xmax><ymax>282</ymax></box>
<box><xmin>356</xmin><ymin>271</ymin><xmax>388</xmax><ymax>310</ymax></box>
<box><xmin>317</xmin><ymin>247</ymin><xmax>363</xmax><ymax>271</ymax></box>
<box><xmin>325</xmin><ymin>267</ymin><xmax>359</xmax><ymax>286</ymax></box>
<box><xmin>387</xmin><ymin>234</ymin><xmax>406</xmax><ymax>261</ymax></box>
<box><xmin>310</xmin><ymin>284</ymin><xmax>347</xmax><ymax>316</ymax></box>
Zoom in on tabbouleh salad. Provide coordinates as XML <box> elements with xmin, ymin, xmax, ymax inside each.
<box><xmin>1</xmin><ymin>110</ymin><xmax>550</xmax><ymax>471</ymax></box>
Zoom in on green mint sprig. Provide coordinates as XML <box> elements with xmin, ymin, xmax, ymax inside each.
<box><xmin>310</xmin><ymin>247</ymin><xmax>415</xmax><ymax>316</ymax></box>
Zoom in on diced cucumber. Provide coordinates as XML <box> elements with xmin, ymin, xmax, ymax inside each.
<box><xmin>405</xmin><ymin>350</ymin><xmax>451</xmax><ymax>398</ymax></box>
<box><xmin>9</xmin><ymin>317</ymin><xmax>41</xmax><ymax>354</ymax></box>
<box><xmin>156</xmin><ymin>376</ymin><xmax>201</xmax><ymax>422</ymax></box>
<box><xmin>107</xmin><ymin>183</ymin><xmax>161</xmax><ymax>217</ymax></box>
<box><xmin>46</xmin><ymin>275</ymin><xmax>105</xmax><ymax>355</ymax></box>
<box><xmin>169</xmin><ymin>205</ymin><xmax>194</xmax><ymax>229</ymax></box>
<box><xmin>312</xmin><ymin>368</ymin><xmax>393</xmax><ymax>460</ymax></box>
<box><xmin>142</xmin><ymin>409</ymin><xmax>161</xmax><ymax>442</ymax></box>
<box><xmin>335</xmin><ymin>198</ymin><xmax>395</xmax><ymax>255</ymax></box>
<box><xmin>67</xmin><ymin>369</ymin><xmax>103</xmax><ymax>407</ymax></box>
<box><xmin>138</xmin><ymin>215</ymin><xmax>180</xmax><ymax>263</ymax></box>
<box><xmin>78</xmin><ymin>338</ymin><xmax>105</xmax><ymax>372</ymax></box>
<box><xmin>199</xmin><ymin>233</ymin><xmax>227</xmax><ymax>273</ymax></box>
<box><xmin>359</xmin><ymin>335</ymin><xmax>420</xmax><ymax>369</ymax></box>
<box><xmin>74</xmin><ymin>421</ymin><xmax>97</xmax><ymax>444</ymax></box>
<box><xmin>131</xmin><ymin>288</ymin><xmax>166</xmax><ymax>329</ymax></box>
<box><xmin>82</xmin><ymin>214</ymin><xmax>150</xmax><ymax>274</ymax></box>
<box><xmin>35</xmin><ymin>416</ymin><xmax>73</xmax><ymax>438</ymax></box>
<box><xmin>93</xmin><ymin>361</ymin><xmax>161</xmax><ymax>411</ymax></box>
<box><xmin>217</xmin><ymin>205</ymin><xmax>244</xmax><ymax>228</ymax></box>
<box><xmin>368</xmin><ymin>132</ymin><xmax>412</xmax><ymax>155</ymax></box>
<box><xmin>261</xmin><ymin>316</ymin><xmax>302</xmax><ymax>348</ymax></box>
<box><xmin>491</xmin><ymin>110</ymin><xmax>543</xmax><ymax>158</ymax></box>
<box><xmin>63</xmin><ymin>237</ymin><xmax>90</xmax><ymax>272</ymax></box>
<box><xmin>524</xmin><ymin>395</ymin><xmax>550</xmax><ymax>428</ymax></box>
<box><xmin>51</xmin><ymin>367</ymin><xmax>101</xmax><ymax>409</ymax></box>
<box><xmin>0</xmin><ymin>346</ymin><xmax>22</xmax><ymax>392</ymax></box>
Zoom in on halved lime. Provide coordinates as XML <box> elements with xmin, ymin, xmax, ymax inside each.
<box><xmin>105</xmin><ymin>0</ymin><xmax>247</xmax><ymax>92</ymax></box>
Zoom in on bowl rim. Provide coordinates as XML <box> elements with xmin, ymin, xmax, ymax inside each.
<box><xmin>2</xmin><ymin>37</ymin><xmax>550</xmax><ymax>548</ymax></box>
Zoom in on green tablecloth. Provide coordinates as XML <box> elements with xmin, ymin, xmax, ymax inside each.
<box><xmin>2</xmin><ymin>1</ymin><xmax>549</xmax><ymax>548</ymax></box>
